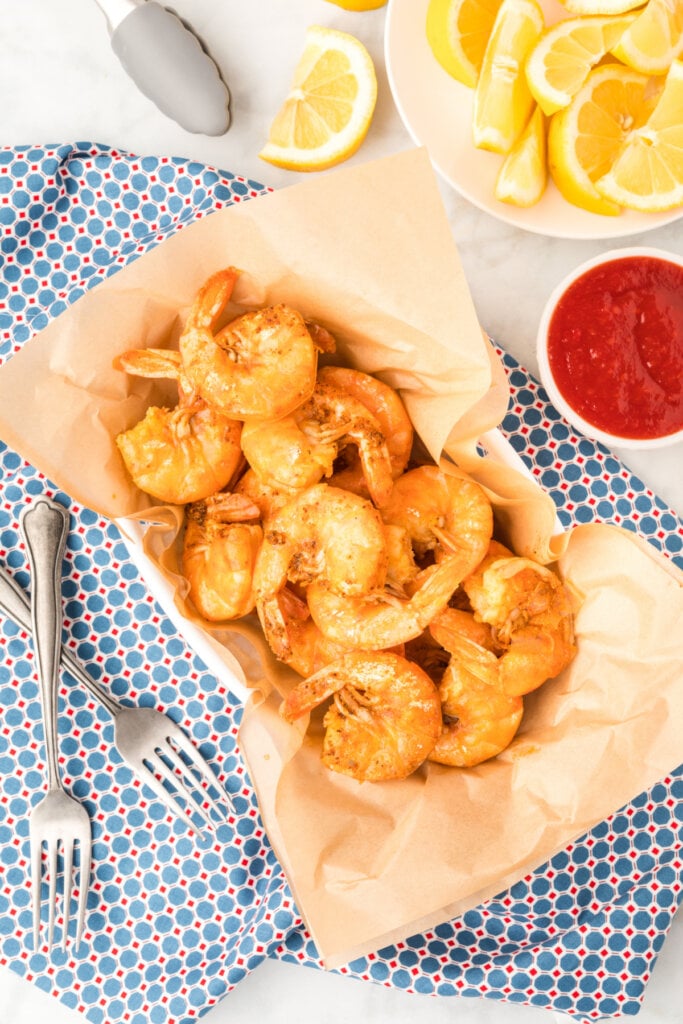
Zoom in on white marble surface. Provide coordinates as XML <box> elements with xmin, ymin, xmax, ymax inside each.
<box><xmin>0</xmin><ymin>1</ymin><xmax>682</xmax><ymax>1022</ymax></box>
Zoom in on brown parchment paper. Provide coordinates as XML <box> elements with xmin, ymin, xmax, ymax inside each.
<box><xmin>0</xmin><ymin>148</ymin><xmax>682</xmax><ymax>968</ymax></box>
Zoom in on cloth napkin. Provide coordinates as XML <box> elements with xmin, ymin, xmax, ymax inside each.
<box><xmin>0</xmin><ymin>142</ymin><xmax>681</xmax><ymax>1024</ymax></box>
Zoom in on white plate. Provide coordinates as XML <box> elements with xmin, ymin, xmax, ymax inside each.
<box><xmin>384</xmin><ymin>0</ymin><xmax>683</xmax><ymax>239</ymax></box>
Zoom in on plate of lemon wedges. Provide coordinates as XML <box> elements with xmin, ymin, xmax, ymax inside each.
<box><xmin>385</xmin><ymin>0</ymin><xmax>683</xmax><ymax>237</ymax></box>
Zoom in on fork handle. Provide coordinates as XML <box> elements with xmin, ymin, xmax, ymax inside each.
<box><xmin>0</xmin><ymin>562</ymin><xmax>123</xmax><ymax>718</ymax></box>
<box><xmin>20</xmin><ymin>498</ymin><xmax>70</xmax><ymax>793</ymax></box>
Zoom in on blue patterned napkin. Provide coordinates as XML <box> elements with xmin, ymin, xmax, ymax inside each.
<box><xmin>0</xmin><ymin>143</ymin><xmax>681</xmax><ymax>1024</ymax></box>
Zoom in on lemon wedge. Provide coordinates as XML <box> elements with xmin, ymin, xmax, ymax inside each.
<box><xmin>547</xmin><ymin>62</ymin><xmax>664</xmax><ymax>214</ymax></box>
<box><xmin>596</xmin><ymin>58</ymin><xmax>683</xmax><ymax>210</ymax></box>
<box><xmin>610</xmin><ymin>0</ymin><xmax>683</xmax><ymax>73</ymax></box>
<box><xmin>426</xmin><ymin>0</ymin><xmax>504</xmax><ymax>87</ymax></box>
<box><xmin>259</xmin><ymin>26</ymin><xmax>377</xmax><ymax>172</ymax></box>
<box><xmin>495</xmin><ymin>105</ymin><xmax>547</xmax><ymax>205</ymax></box>
<box><xmin>526</xmin><ymin>14</ymin><xmax>638</xmax><ymax>115</ymax></box>
<box><xmin>473</xmin><ymin>0</ymin><xmax>545</xmax><ymax>153</ymax></box>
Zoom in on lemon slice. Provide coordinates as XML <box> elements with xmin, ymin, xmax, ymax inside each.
<box><xmin>494</xmin><ymin>105</ymin><xmax>547</xmax><ymax>205</ymax></box>
<box><xmin>426</xmin><ymin>0</ymin><xmax>504</xmax><ymax>87</ymax></box>
<box><xmin>473</xmin><ymin>0</ymin><xmax>545</xmax><ymax>153</ymax></box>
<box><xmin>561</xmin><ymin>0</ymin><xmax>645</xmax><ymax>13</ymax></box>
<box><xmin>259</xmin><ymin>26</ymin><xmax>377</xmax><ymax>171</ymax></box>
<box><xmin>324</xmin><ymin>0</ymin><xmax>387</xmax><ymax>8</ymax></box>
<box><xmin>526</xmin><ymin>14</ymin><xmax>638</xmax><ymax>115</ymax></box>
<box><xmin>596</xmin><ymin>58</ymin><xmax>683</xmax><ymax>209</ymax></box>
<box><xmin>610</xmin><ymin>0</ymin><xmax>683</xmax><ymax>73</ymax></box>
<box><xmin>547</xmin><ymin>63</ymin><xmax>663</xmax><ymax>215</ymax></box>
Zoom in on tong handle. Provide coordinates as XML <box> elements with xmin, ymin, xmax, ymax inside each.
<box><xmin>94</xmin><ymin>0</ymin><xmax>231</xmax><ymax>135</ymax></box>
<box><xmin>92</xmin><ymin>0</ymin><xmax>140</xmax><ymax>32</ymax></box>
<box><xmin>20</xmin><ymin>499</ymin><xmax>69</xmax><ymax>793</ymax></box>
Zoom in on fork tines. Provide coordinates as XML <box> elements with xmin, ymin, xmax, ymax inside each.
<box><xmin>141</xmin><ymin>733</ymin><xmax>233</xmax><ymax>837</ymax></box>
<box><xmin>30</xmin><ymin>824</ymin><xmax>91</xmax><ymax>952</ymax></box>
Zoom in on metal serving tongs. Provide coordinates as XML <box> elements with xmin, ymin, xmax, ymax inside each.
<box><xmin>92</xmin><ymin>0</ymin><xmax>231</xmax><ymax>135</ymax></box>
<box><xmin>0</xmin><ymin>511</ymin><xmax>233</xmax><ymax>837</ymax></box>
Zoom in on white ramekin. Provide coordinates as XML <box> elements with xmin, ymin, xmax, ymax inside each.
<box><xmin>536</xmin><ymin>246</ymin><xmax>683</xmax><ymax>451</ymax></box>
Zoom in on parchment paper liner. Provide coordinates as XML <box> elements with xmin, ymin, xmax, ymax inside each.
<box><xmin>0</xmin><ymin>149</ymin><xmax>681</xmax><ymax>967</ymax></box>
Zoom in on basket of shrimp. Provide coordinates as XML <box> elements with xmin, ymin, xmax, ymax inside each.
<box><xmin>1</xmin><ymin>148</ymin><xmax>682</xmax><ymax>966</ymax></box>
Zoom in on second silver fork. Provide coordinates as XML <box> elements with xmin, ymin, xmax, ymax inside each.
<box><xmin>0</xmin><ymin>531</ymin><xmax>233</xmax><ymax>838</ymax></box>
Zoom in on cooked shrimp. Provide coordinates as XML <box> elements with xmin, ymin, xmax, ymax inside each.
<box><xmin>233</xmin><ymin>467</ymin><xmax>293</xmax><ymax>523</ymax></box>
<box><xmin>429</xmin><ymin>673</ymin><xmax>524</xmax><ymax>767</ymax></box>
<box><xmin>115</xmin><ymin>348</ymin><xmax>243</xmax><ymax>505</ymax></box>
<box><xmin>317</xmin><ymin>366</ymin><xmax>413</xmax><ymax>497</ymax></box>
<box><xmin>427</xmin><ymin>606</ymin><xmax>524</xmax><ymax>768</ymax></box>
<box><xmin>462</xmin><ymin>549</ymin><xmax>577</xmax><ymax>696</ymax></box>
<box><xmin>404</xmin><ymin>629</ymin><xmax>450</xmax><ymax>684</ymax></box>
<box><xmin>179</xmin><ymin>267</ymin><xmax>319</xmax><ymax>420</ymax></box>
<box><xmin>281</xmin><ymin>651</ymin><xmax>442</xmax><ymax>782</ymax></box>
<box><xmin>182</xmin><ymin>493</ymin><xmax>262</xmax><ymax>621</ymax></box>
<box><xmin>266</xmin><ymin>587</ymin><xmax>358</xmax><ymax>675</ymax></box>
<box><xmin>240</xmin><ymin>380</ymin><xmax>394</xmax><ymax>507</ymax></box>
<box><xmin>430</xmin><ymin>606</ymin><xmax>504</xmax><ymax>661</ymax></box>
<box><xmin>381</xmin><ymin>465</ymin><xmax>493</xmax><ymax>576</ymax></box>
<box><xmin>253</xmin><ymin>484</ymin><xmax>388</xmax><ymax>658</ymax></box>
<box><xmin>383</xmin><ymin>523</ymin><xmax>420</xmax><ymax>594</ymax></box>
<box><xmin>459</xmin><ymin>539</ymin><xmax>514</xmax><ymax>612</ymax></box>
<box><xmin>307</xmin><ymin>555</ymin><xmax>465</xmax><ymax>651</ymax></box>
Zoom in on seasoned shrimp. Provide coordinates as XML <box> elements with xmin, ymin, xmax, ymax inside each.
<box><xmin>267</xmin><ymin>587</ymin><xmax>358</xmax><ymax>675</ymax></box>
<box><xmin>240</xmin><ymin>381</ymin><xmax>394</xmax><ymax>507</ymax></box>
<box><xmin>307</xmin><ymin>555</ymin><xmax>465</xmax><ymax>651</ymax></box>
<box><xmin>253</xmin><ymin>484</ymin><xmax>388</xmax><ymax>658</ymax></box>
<box><xmin>383</xmin><ymin>523</ymin><xmax>420</xmax><ymax>594</ymax></box>
<box><xmin>281</xmin><ymin>651</ymin><xmax>442</xmax><ymax>782</ymax></box>
<box><xmin>427</xmin><ymin>606</ymin><xmax>523</xmax><ymax>767</ymax></box>
<box><xmin>115</xmin><ymin>348</ymin><xmax>243</xmax><ymax>505</ymax></box>
<box><xmin>463</xmin><ymin>550</ymin><xmax>577</xmax><ymax>696</ymax></box>
<box><xmin>234</xmin><ymin>467</ymin><xmax>293</xmax><ymax>523</ymax></box>
<box><xmin>179</xmin><ymin>267</ymin><xmax>319</xmax><ymax>420</ymax></box>
<box><xmin>317</xmin><ymin>366</ymin><xmax>413</xmax><ymax>497</ymax></box>
<box><xmin>382</xmin><ymin>465</ymin><xmax>493</xmax><ymax>576</ymax></box>
<box><xmin>182</xmin><ymin>493</ymin><xmax>262</xmax><ymax>621</ymax></box>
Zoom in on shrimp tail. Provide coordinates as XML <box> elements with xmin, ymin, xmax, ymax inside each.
<box><xmin>114</xmin><ymin>347</ymin><xmax>183</xmax><ymax>378</ymax></box>
<box><xmin>186</xmin><ymin>267</ymin><xmax>240</xmax><ymax>333</ymax></box>
<box><xmin>258</xmin><ymin>594</ymin><xmax>294</xmax><ymax>663</ymax></box>
<box><xmin>280</xmin><ymin>658</ymin><xmax>347</xmax><ymax>722</ymax></box>
<box><xmin>305</xmin><ymin>320</ymin><xmax>337</xmax><ymax>353</ymax></box>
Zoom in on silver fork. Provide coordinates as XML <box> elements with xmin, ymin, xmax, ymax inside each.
<box><xmin>21</xmin><ymin>498</ymin><xmax>92</xmax><ymax>952</ymax></box>
<box><xmin>0</xmin><ymin>533</ymin><xmax>233</xmax><ymax>838</ymax></box>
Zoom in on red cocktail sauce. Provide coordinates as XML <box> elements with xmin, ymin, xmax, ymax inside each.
<box><xmin>547</xmin><ymin>255</ymin><xmax>683</xmax><ymax>440</ymax></box>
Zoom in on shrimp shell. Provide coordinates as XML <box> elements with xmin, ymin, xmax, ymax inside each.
<box><xmin>281</xmin><ymin>651</ymin><xmax>442</xmax><ymax>782</ymax></box>
<box><xmin>268</xmin><ymin>587</ymin><xmax>358</xmax><ymax>675</ymax></box>
<box><xmin>240</xmin><ymin>380</ymin><xmax>394</xmax><ymax>507</ymax></box>
<box><xmin>429</xmin><ymin>668</ymin><xmax>524</xmax><ymax>768</ymax></box>
<box><xmin>115</xmin><ymin>402</ymin><xmax>243</xmax><ymax>505</ymax></box>
<box><xmin>463</xmin><ymin>549</ymin><xmax>577</xmax><ymax>695</ymax></box>
<box><xmin>317</xmin><ymin>365</ymin><xmax>413</xmax><ymax>497</ymax></box>
<box><xmin>253</xmin><ymin>483</ymin><xmax>388</xmax><ymax>659</ymax></box>
<box><xmin>307</xmin><ymin>555</ymin><xmax>465</xmax><ymax>651</ymax></box>
<box><xmin>114</xmin><ymin>345</ymin><xmax>244</xmax><ymax>505</ymax></box>
<box><xmin>382</xmin><ymin>464</ymin><xmax>493</xmax><ymax>576</ymax></box>
<box><xmin>182</xmin><ymin>493</ymin><xmax>263</xmax><ymax>621</ymax></box>
<box><xmin>234</xmin><ymin>467</ymin><xmax>293</xmax><ymax>524</ymax></box>
<box><xmin>179</xmin><ymin>268</ymin><xmax>319</xmax><ymax>421</ymax></box>
<box><xmin>427</xmin><ymin>607</ymin><xmax>524</xmax><ymax>768</ymax></box>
